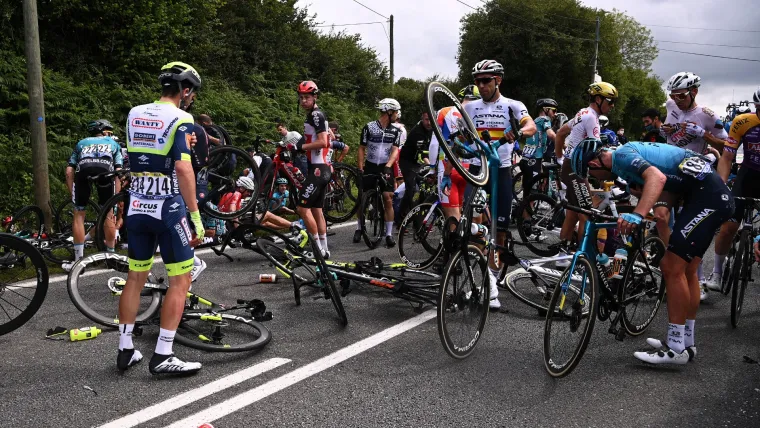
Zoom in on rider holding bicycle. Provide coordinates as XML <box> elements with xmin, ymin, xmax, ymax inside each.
<box><xmin>355</xmin><ymin>98</ymin><xmax>403</xmax><ymax>248</ymax></box>
<box><xmin>117</xmin><ymin>61</ymin><xmax>205</xmax><ymax>376</ymax></box>
<box><xmin>572</xmin><ymin>139</ymin><xmax>734</xmax><ymax>365</ymax></box>
<box><xmin>64</xmin><ymin>119</ymin><xmax>123</xmax><ymax>271</ymax></box>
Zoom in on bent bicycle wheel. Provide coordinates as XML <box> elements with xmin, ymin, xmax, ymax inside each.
<box><xmin>0</xmin><ymin>233</ymin><xmax>49</xmax><ymax>336</ymax></box>
<box><xmin>175</xmin><ymin>312</ymin><xmax>271</xmax><ymax>352</ymax></box>
<box><xmin>503</xmin><ymin>268</ymin><xmax>555</xmax><ymax>313</ymax></box>
<box><xmin>619</xmin><ymin>236</ymin><xmax>666</xmax><ymax>336</ymax></box>
<box><xmin>425</xmin><ymin>82</ymin><xmax>489</xmax><ymax>187</ymax></box>
<box><xmin>437</xmin><ymin>244</ymin><xmax>489</xmax><ymax>359</ymax></box>
<box><xmin>398</xmin><ymin>202</ymin><xmax>445</xmax><ymax>269</ymax></box>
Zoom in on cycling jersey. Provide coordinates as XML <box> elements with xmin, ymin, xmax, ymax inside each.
<box><xmin>523</xmin><ymin>116</ymin><xmax>551</xmax><ymax>159</ymax></box>
<box><xmin>663</xmin><ymin>99</ymin><xmax>727</xmax><ymax>153</ymax></box>
<box><xmin>564</xmin><ymin>107</ymin><xmax>600</xmax><ymax>158</ymax></box>
<box><xmin>464</xmin><ymin>95</ymin><xmax>530</xmax><ymax>168</ymax></box>
<box><xmin>600</xmin><ymin>128</ymin><xmax>618</xmax><ymax>146</ymax></box>
<box><xmin>304</xmin><ymin>108</ymin><xmax>330</xmax><ymax>165</ymax></box>
<box><xmin>726</xmin><ymin>113</ymin><xmax>760</xmax><ymax>170</ymax></box>
<box><xmin>361</xmin><ymin>120</ymin><xmax>402</xmax><ymax>165</ymax></box>
<box><xmin>68</xmin><ymin>136</ymin><xmax>123</xmax><ymax>170</ymax></box>
<box><xmin>611</xmin><ymin>142</ymin><xmax>709</xmax><ymax>194</ymax></box>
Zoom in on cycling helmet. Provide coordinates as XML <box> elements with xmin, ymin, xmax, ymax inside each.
<box><xmin>275</xmin><ymin>177</ymin><xmax>288</xmax><ymax>185</ymax></box>
<box><xmin>458</xmin><ymin>85</ymin><xmax>481</xmax><ymax>100</ymax></box>
<box><xmin>471</xmin><ymin>59</ymin><xmax>504</xmax><ymax>77</ymax></box>
<box><xmin>536</xmin><ymin>98</ymin><xmax>558</xmax><ymax>109</ymax></box>
<box><xmin>236</xmin><ymin>176</ymin><xmax>256</xmax><ymax>191</ymax></box>
<box><xmin>2</xmin><ymin>216</ymin><xmax>12</xmax><ymax>228</ymax></box>
<box><xmin>553</xmin><ymin>112</ymin><xmax>569</xmax><ymax>130</ymax></box>
<box><xmin>666</xmin><ymin>72</ymin><xmax>701</xmax><ymax>92</ymax></box>
<box><xmin>737</xmin><ymin>106</ymin><xmax>752</xmax><ymax>114</ymax></box>
<box><xmin>599</xmin><ymin>115</ymin><xmax>609</xmax><ymax>127</ymax></box>
<box><xmin>158</xmin><ymin>61</ymin><xmax>202</xmax><ymax>91</ymax></box>
<box><xmin>754</xmin><ymin>88</ymin><xmax>760</xmax><ymax>104</ymax></box>
<box><xmin>588</xmin><ymin>82</ymin><xmax>618</xmax><ymax>99</ymax></box>
<box><xmin>377</xmin><ymin>98</ymin><xmax>401</xmax><ymax>112</ymax></box>
<box><xmin>86</xmin><ymin>119</ymin><xmax>113</xmax><ymax>136</ymax></box>
<box><xmin>297</xmin><ymin>81</ymin><xmax>319</xmax><ymax>95</ymax></box>
<box><xmin>570</xmin><ymin>138</ymin><xmax>603</xmax><ymax>179</ymax></box>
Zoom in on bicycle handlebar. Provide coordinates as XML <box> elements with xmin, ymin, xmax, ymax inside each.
<box><xmin>87</xmin><ymin>168</ymin><xmax>130</xmax><ymax>181</ymax></box>
<box><xmin>560</xmin><ymin>200</ymin><xmax>618</xmax><ymax>223</ymax></box>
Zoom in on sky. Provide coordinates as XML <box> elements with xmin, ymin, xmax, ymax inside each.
<box><xmin>298</xmin><ymin>0</ymin><xmax>760</xmax><ymax>118</ymax></box>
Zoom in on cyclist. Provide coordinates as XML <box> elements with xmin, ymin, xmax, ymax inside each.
<box><xmin>277</xmin><ymin>122</ymin><xmax>307</xmax><ymax>178</ymax></box>
<box><xmin>547</xmin><ymin>112</ymin><xmax>569</xmax><ymax>160</ymax></box>
<box><xmin>708</xmin><ymin>89</ymin><xmax>760</xmax><ymax>291</ymax></box>
<box><xmin>397</xmin><ymin>111</ymin><xmax>433</xmax><ymax>222</ymax></box>
<box><xmin>117</xmin><ymin>61</ymin><xmax>204</xmax><ymax>375</ymax></box>
<box><xmin>457</xmin><ymin>85</ymin><xmax>483</xmax><ymax>204</ymax></box>
<box><xmin>464</xmin><ymin>59</ymin><xmax>537</xmax><ymax>309</ymax></box>
<box><xmin>290</xmin><ymin>81</ymin><xmax>332</xmax><ymax>257</ymax></box>
<box><xmin>641</xmin><ymin>108</ymin><xmax>666</xmax><ymax>143</ymax></box>
<box><xmin>64</xmin><ymin>119</ymin><xmax>123</xmax><ymax>271</ymax></box>
<box><xmin>355</xmin><ymin>98</ymin><xmax>403</xmax><ymax>248</ymax></box>
<box><xmin>555</xmin><ymin>82</ymin><xmax>617</xmax><ymax>267</ymax></box>
<box><xmin>572</xmin><ymin>139</ymin><xmax>734</xmax><ymax>365</ymax></box>
<box><xmin>269</xmin><ymin>177</ymin><xmax>295</xmax><ymax>215</ymax></box>
<box><xmin>599</xmin><ymin>115</ymin><xmax>618</xmax><ymax>146</ymax></box>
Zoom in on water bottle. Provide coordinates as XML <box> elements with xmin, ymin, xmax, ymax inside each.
<box><xmin>612</xmin><ymin>248</ymin><xmax>628</xmax><ymax>279</ymax></box>
<box><xmin>470</xmin><ymin>223</ymin><xmax>488</xmax><ymax>240</ymax></box>
<box><xmin>70</xmin><ymin>326</ymin><xmax>101</xmax><ymax>342</ymax></box>
<box><xmin>597</xmin><ymin>253</ymin><xmax>612</xmax><ymax>279</ymax></box>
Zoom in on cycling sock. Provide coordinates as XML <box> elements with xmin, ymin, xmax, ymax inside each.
<box><xmin>697</xmin><ymin>263</ymin><xmax>704</xmax><ymax>282</ymax></box>
<box><xmin>685</xmin><ymin>319</ymin><xmax>695</xmax><ymax>348</ymax></box>
<box><xmin>667</xmin><ymin>323</ymin><xmax>685</xmax><ymax>353</ymax></box>
<box><xmin>193</xmin><ymin>255</ymin><xmax>202</xmax><ymax>267</ymax></box>
<box><xmin>385</xmin><ymin>221</ymin><xmax>393</xmax><ymax>237</ymax></box>
<box><xmin>106</xmin><ymin>246</ymin><xmax>115</xmax><ymax>253</ymax></box>
<box><xmin>155</xmin><ymin>328</ymin><xmax>175</xmax><ymax>355</ymax></box>
<box><xmin>319</xmin><ymin>234</ymin><xmax>328</xmax><ymax>252</ymax></box>
<box><xmin>713</xmin><ymin>253</ymin><xmax>726</xmax><ymax>274</ymax></box>
<box><xmin>74</xmin><ymin>243</ymin><xmax>84</xmax><ymax>260</ymax></box>
<box><xmin>83</xmin><ymin>231</ymin><xmax>91</xmax><ymax>242</ymax></box>
<box><xmin>312</xmin><ymin>234</ymin><xmax>323</xmax><ymax>252</ymax></box>
<box><xmin>119</xmin><ymin>323</ymin><xmax>135</xmax><ymax>351</ymax></box>
<box><xmin>488</xmin><ymin>268</ymin><xmax>500</xmax><ymax>280</ymax></box>
<box><xmin>356</xmin><ymin>219</ymin><xmax>362</xmax><ymax>231</ymax></box>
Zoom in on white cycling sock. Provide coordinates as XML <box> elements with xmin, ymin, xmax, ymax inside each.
<box><xmin>83</xmin><ymin>231</ymin><xmax>91</xmax><ymax>242</ymax></box>
<box><xmin>356</xmin><ymin>219</ymin><xmax>362</xmax><ymax>231</ymax></box>
<box><xmin>385</xmin><ymin>221</ymin><xmax>394</xmax><ymax>237</ymax></box>
<box><xmin>312</xmin><ymin>235</ymin><xmax>323</xmax><ymax>251</ymax></box>
<box><xmin>714</xmin><ymin>253</ymin><xmax>726</xmax><ymax>275</ymax></box>
<box><xmin>319</xmin><ymin>234</ymin><xmax>328</xmax><ymax>252</ymax></box>
<box><xmin>74</xmin><ymin>243</ymin><xmax>84</xmax><ymax>261</ymax></box>
<box><xmin>119</xmin><ymin>323</ymin><xmax>135</xmax><ymax>351</ymax></box>
<box><xmin>697</xmin><ymin>263</ymin><xmax>704</xmax><ymax>282</ymax></box>
<box><xmin>193</xmin><ymin>255</ymin><xmax>202</xmax><ymax>267</ymax></box>
<box><xmin>155</xmin><ymin>328</ymin><xmax>175</xmax><ymax>355</ymax></box>
<box><xmin>685</xmin><ymin>319</ymin><xmax>695</xmax><ymax>348</ymax></box>
<box><xmin>667</xmin><ymin>323</ymin><xmax>685</xmax><ymax>353</ymax></box>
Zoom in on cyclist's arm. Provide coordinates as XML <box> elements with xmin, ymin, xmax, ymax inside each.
<box><xmin>554</xmin><ymin>123</ymin><xmax>571</xmax><ymax>158</ymax></box>
<box><xmin>66</xmin><ymin>166</ymin><xmax>75</xmax><ymax>194</ymax></box>
<box><xmin>338</xmin><ymin>143</ymin><xmax>349</xmax><ymax>162</ymax></box>
<box><xmin>518</xmin><ymin>116</ymin><xmax>537</xmax><ymax>138</ymax></box>
<box><xmin>546</xmin><ymin>128</ymin><xmax>556</xmax><ymax>141</ymax></box>
<box><xmin>703</xmin><ymin>130</ymin><xmax>726</xmax><ymax>150</ymax></box>
<box><xmin>174</xmin><ymin>124</ymin><xmax>199</xmax><ymax>213</ymax></box>
<box><xmin>633</xmin><ymin>167</ymin><xmax>666</xmax><ymax>218</ymax></box>
<box><xmin>302</xmin><ymin>131</ymin><xmax>329</xmax><ymax>152</ymax></box>
<box><xmin>387</xmin><ymin>132</ymin><xmax>401</xmax><ymax>167</ymax></box>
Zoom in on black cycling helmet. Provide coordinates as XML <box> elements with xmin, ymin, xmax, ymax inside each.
<box><xmin>570</xmin><ymin>138</ymin><xmax>603</xmax><ymax>179</ymax></box>
<box><xmin>87</xmin><ymin>119</ymin><xmax>113</xmax><ymax>136</ymax></box>
<box><xmin>159</xmin><ymin>61</ymin><xmax>202</xmax><ymax>92</ymax></box>
<box><xmin>536</xmin><ymin>98</ymin><xmax>558</xmax><ymax>109</ymax></box>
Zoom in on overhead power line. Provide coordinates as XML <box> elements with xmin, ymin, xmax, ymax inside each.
<box><xmin>351</xmin><ymin>0</ymin><xmax>389</xmax><ymax>20</ymax></box>
<box><xmin>659</xmin><ymin>48</ymin><xmax>760</xmax><ymax>62</ymax></box>
<box><xmin>643</xmin><ymin>23</ymin><xmax>760</xmax><ymax>33</ymax></box>
<box><xmin>457</xmin><ymin>0</ymin><xmax>477</xmax><ymax>10</ymax></box>
<box><xmin>315</xmin><ymin>21</ymin><xmax>386</xmax><ymax>28</ymax></box>
<box><xmin>657</xmin><ymin>40</ymin><xmax>760</xmax><ymax>49</ymax></box>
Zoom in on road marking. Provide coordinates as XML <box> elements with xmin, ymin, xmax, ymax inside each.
<box><xmin>97</xmin><ymin>358</ymin><xmax>291</xmax><ymax>428</ymax></box>
<box><xmin>163</xmin><ymin>311</ymin><xmax>436</xmax><ymax>428</ymax></box>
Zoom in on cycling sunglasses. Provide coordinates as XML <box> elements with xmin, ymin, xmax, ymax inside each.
<box><xmin>604</xmin><ymin>97</ymin><xmax>616</xmax><ymax>105</ymax></box>
<box><xmin>474</xmin><ymin>77</ymin><xmax>496</xmax><ymax>85</ymax></box>
<box><xmin>669</xmin><ymin>92</ymin><xmax>691</xmax><ymax>101</ymax></box>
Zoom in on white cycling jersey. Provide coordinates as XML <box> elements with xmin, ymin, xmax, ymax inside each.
<box><xmin>563</xmin><ymin>107</ymin><xmax>600</xmax><ymax>159</ymax></box>
<box><xmin>464</xmin><ymin>95</ymin><xmax>530</xmax><ymax>168</ymax></box>
<box><xmin>663</xmin><ymin>99</ymin><xmax>727</xmax><ymax>153</ymax></box>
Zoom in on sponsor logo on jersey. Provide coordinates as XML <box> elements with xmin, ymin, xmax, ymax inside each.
<box><xmin>185</xmin><ymin>133</ymin><xmax>192</xmax><ymax>150</ymax></box>
<box><xmin>731</xmin><ymin>117</ymin><xmax>750</xmax><ymax>133</ymax></box>
<box><xmin>131</xmin><ymin>118</ymin><xmax>164</xmax><ymax>129</ymax></box>
<box><xmin>722</xmin><ymin>194</ymin><xmax>729</xmax><ymax>201</ymax></box>
<box><xmin>701</xmin><ymin>107</ymin><xmax>715</xmax><ymax>117</ymax></box>
<box><xmin>680</xmin><ymin>208</ymin><xmax>715</xmax><ymax>238</ymax></box>
<box><xmin>138</xmin><ymin>155</ymin><xmax>149</xmax><ymax>163</ymax></box>
<box><xmin>133</xmin><ymin>133</ymin><xmax>156</xmax><ymax>142</ymax></box>
<box><xmin>169</xmin><ymin>202</ymin><xmax>180</xmax><ymax>212</ymax></box>
<box><xmin>162</xmin><ymin>118</ymin><xmax>179</xmax><ymax>138</ymax></box>
<box><xmin>129</xmin><ymin>199</ymin><xmax>160</xmax><ymax>215</ymax></box>
<box><xmin>174</xmin><ymin>223</ymin><xmax>189</xmax><ymax>247</ymax></box>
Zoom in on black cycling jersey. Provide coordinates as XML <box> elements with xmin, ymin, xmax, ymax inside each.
<box><xmin>191</xmin><ymin>123</ymin><xmax>209</xmax><ymax>172</ymax></box>
<box><xmin>399</xmin><ymin>121</ymin><xmax>432</xmax><ymax>163</ymax></box>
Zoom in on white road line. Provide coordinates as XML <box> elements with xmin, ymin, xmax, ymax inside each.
<box><xmin>97</xmin><ymin>358</ymin><xmax>291</xmax><ymax>428</ymax></box>
<box><xmin>163</xmin><ymin>311</ymin><xmax>436</xmax><ymax>428</ymax></box>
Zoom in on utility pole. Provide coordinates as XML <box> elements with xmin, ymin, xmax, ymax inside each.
<box><xmin>592</xmin><ymin>15</ymin><xmax>601</xmax><ymax>83</ymax></box>
<box><xmin>389</xmin><ymin>15</ymin><xmax>394</xmax><ymax>95</ymax></box>
<box><xmin>23</xmin><ymin>0</ymin><xmax>52</xmax><ymax>230</ymax></box>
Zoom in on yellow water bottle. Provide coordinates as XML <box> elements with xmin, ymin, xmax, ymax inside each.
<box><xmin>70</xmin><ymin>326</ymin><xmax>102</xmax><ymax>342</ymax></box>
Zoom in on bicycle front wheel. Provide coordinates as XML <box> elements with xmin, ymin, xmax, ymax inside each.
<box><xmin>731</xmin><ymin>231</ymin><xmax>751</xmax><ymax>328</ymax></box>
<box><xmin>543</xmin><ymin>255</ymin><xmax>598</xmax><ymax>378</ymax></box>
<box><xmin>360</xmin><ymin>190</ymin><xmax>384</xmax><ymax>249</ymax></box>
<box><xmin>503</xmin><ymin>268</ymin><xmax>554</xmax><ymax>314</ymax></box>
<box><xmin>176</xmin><ymin>312</ymin><xmax>271</xmax><ymax>352</ymax></box>
<box><xmin>398</xmin><ymin>202</ymin><xmax>445</xmax><ymax>269</ymax></box>
<box><xmin>0</xmin><ymin>233</ymin><xmax>49</xmax><ymax>336</ymax></box>
<box><xmin>324</xmin><ymin>163</ymin><xmax>360</xmax><ymax>224</ymax></box>
<box><xmin>437</xmin><ymin>244</ymin><xmax>490</xmax><ymax>359</ymax></box>
<box><xmin>619</xmin><ymin>236</ymin><xmax>666</xmax><ymax>336</ymax></box>
<box><xmin>203</xmin><ymin>146</ymin><xmax>260</xmax><ymax>220</ymax></box>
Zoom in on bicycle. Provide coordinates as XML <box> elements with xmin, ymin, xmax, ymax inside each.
<box><xmin>721</xmin><ymin>196</ymin><xmax>759</xmax><ymax>327</ymax></box>
<box><xmin>357</xmin><ymin>173</ymin><xmax>394</xmax><ymax>249</ymax></box>
<box><xmin>0</xmin><ymin>233</ymin><xmax>49</xmax><ymax>336</ymax></box>
<box><xmin>543</xmin><ymin>203</ymin><xmax>666</xmax><ymax>378</ymax></box>
<box><xmin>67</xmin><ymin>251</ymin><xmax>272</xmax><ymax>351</ymax></box>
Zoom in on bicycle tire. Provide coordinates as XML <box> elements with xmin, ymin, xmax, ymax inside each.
<box><xmin>619</xmin><ymin>236</ymin><xmax>666</xmax><ymax>336</ymax></box>
<box><xmin>67</xmin><ymin>252</ymin><xmax>161</xmax><ymax>328</ymax></box>
<box><xmin>360</xmin><ymin>190</ymin><xmax>384</xmax><ymax>249</ymax></box>
<box><xmin>424</xmin><ymin>82</ymin><xmax>489</xmax><ymax>187</ymax></box>
<box><xmin>503</xmin><ymin>268</ymin><xmax>554</xmax><ymax>313</ymax></box>
<box><xmin>175</xmin><ymin>312</ymin><xmax>271</xmax><ymax>352</ymax></box>
<box><xmin>5</xmin><ymin>205</ymin><xmax>43</xmax><ymax>237</ymax></box>
<box><xmin>516</xmin><ymin>193</ymin><xmax>563</xmax><ymax>256</ymax></box>
<box><xmin>256</xmin><ymin>229</ymin><xmax>318</xmax><ymax>306</ymax></box>
<box><xmin>324</xmin><ymin>163</ymin><xmax>360</xmax><ymax>224</ymax></box>
<box><xmin>512</xmin><ymin>171</ymin><xmax>524</xmax><ymax>204</ymax></box>
<box><xmin>0</xmin><ymin>233</ymin><xmax>49</xmax><ymax>336</ymax></box>
<box><xmin>94</xmin><ymin>192</ymin><xmax>128</xmax><ymax>252</ymax></box>
<box><xmin>203</xmin><ymin>145</ymin><xmax>261</xmax><ymax>220</ymax></box>
<box><xmin>543</xmin><ymin>255</ymin><xmax>598</xmax><ymax>378</ymax></box>
<box><xmin>55</xmin><ymin>199</ymin><xmax>100</xmax><ymax>236</ymax></box>
<box><xmin>721</xmin><ymin>235</ymin><xmax>739</xmax><ymax>295</ymax></box>
<box><xmin>437</xmin><ymin>244</ymin><xmax>490</xmax><ymax>359</ymax></box>
<box><xmin>731</xmin><ymin>231</ymin><xmax>751</xmax><ymax>328</ymax></box>
<box><xmin>311</xmin><ymin>236</ymin><xmax>348</xmax><ymax>326</ymax></box>
<box><xmin>727</xmin><ymin>233</ymin><xmax>744</xmax><ymax>299</ymax></box>
<box><xmin>398</xmin><ymin>202</ymin><xmax>445</xmax><ymax>269</ymax></box>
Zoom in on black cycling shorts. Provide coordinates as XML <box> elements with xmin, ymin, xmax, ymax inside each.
<box><xmin>729</xmin><ymin>166</ymin><xmax>760</xmax><ymax>222</ymax></box>
<box><xmin>72</xmin><ymin>164</ymin><xmax>114</xmax><ymax>210</ymax></box>
<box><xmin>560</xmin><ymin>158</ymin><xmax>592</xmax><ymax>210</ymax></box>
<box><xmin>669</xmin><ymin>173</ymin><xmax>734</xmax><ymax>262</ymax></box>
<box><xmin>362</xmin><ymin>162</ymin><xmax>394</xmax><ymax>193</ymax></box>
<box><xmin>299</xmin><ymin>164</ymin><xmax>331</xmax><ymax>209</ymax></box>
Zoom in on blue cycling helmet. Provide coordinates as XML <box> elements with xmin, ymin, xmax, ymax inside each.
<box><xmin>570</xmin><ymin>138</ymin><xmax>602</xmax><ymax>179</ymax></box>
<box><xmin>275</xmin><ymin>177</ymin><xmax>288</xmax><ymax>185</ymax></box>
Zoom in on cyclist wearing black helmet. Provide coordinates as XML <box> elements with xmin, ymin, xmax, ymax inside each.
<box><xmin>571</xmin><ymin>139</ymin><xmax>733</xmax><ymax>366</ymax></box>
<box><xmin>64</xmin><ymin>119</ymin><xmax>123</xmax><ymax>271</ymax></box>
<box><xmin>118</xmin><ymin>61</ymin><xmax>204</xmax><ymax>376</ymax></box>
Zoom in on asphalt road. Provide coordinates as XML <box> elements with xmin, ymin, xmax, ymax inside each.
<box><xmin>1</xmin><ymin>222</ymin><xmax>759</xmax><ymax>428</ymax></box>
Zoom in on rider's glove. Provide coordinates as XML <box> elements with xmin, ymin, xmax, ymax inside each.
<box><xmin>440</xmin><ymin>175</ymin><xmax>452</xmax><ymax>193</ymax></box>
<box><xmin>189</xmin><ymin>210</ymin><xmax>205</xmax><ymax>239</ymax></box>
<box><xmin>754</xmin><ymin>235</ymin><xmax>760</xmax><ymax>244</ymax></box>
<box><xmin>620</xmin><ymin>212</ymin><xmax>643</xmax><ymax>225</ymax></box>
<box><xmin>383</xmin><ymin>166</ymin><xmax>393</xmax><ymax>181</ymax></box>
<box><xmin>683</xmin><ymin>122</ymin><xmax>705</xmax><ymax>138</ymax></box>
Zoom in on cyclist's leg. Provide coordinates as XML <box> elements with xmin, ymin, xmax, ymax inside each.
<box><xmin>298</xmin><ymin>165</ymin><xmax>329</xmax><ymax>252</ymax></box>
<box><xmin>493</xmin><ymin>166</ymin><xmax>513</xmax><ymax>267</ymax></box>
<box><xmin>313</xmin><ymin>168</ymin><xmax>330</xmax><ymax>252</ymax></box>
<box><xmin>559</xmin><ymin>158</ymin><xmax>579</xmax><ymax>245</ymax></box>
<box><xmin>653</xmin><ymin>191</ymin><xmax>678</xmax><ymax>246</ymax></box>
<box><xmin>397</xmin><ymin>158</ymin><xmax>419</xmax><ymax>222</ymax></box>
<box><xmin>379</xmin><ymin>167</ymin><xmax>395</xmax><ymax>236</ymax></box>
<box><xmin>712</xmin><ymin>167</ymin><xmax>750</xmax><ymax>276</ymax></box>
<box><xmin>71</xmin><ymin>168</ymin><xmax>94</xmax><ymax>261</ymax></box>
<box><xmin>96</xmin><ymin>175</ymin><xmax>118</xmax><ymax>250</ymax></box>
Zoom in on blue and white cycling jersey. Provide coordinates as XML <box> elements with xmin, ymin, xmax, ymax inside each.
<box><xmin>611</xmin><ymin>142</ymin><xmax>712</xmax><ymax>194</ymax></box>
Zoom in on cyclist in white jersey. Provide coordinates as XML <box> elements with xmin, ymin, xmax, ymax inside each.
<box><xmin>463</xmin><ymin>59</ymin><xmax>537</xmax><ymax>309</ymax></box>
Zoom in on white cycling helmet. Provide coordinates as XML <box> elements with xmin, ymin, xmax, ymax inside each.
<box><xmin>236</xmin><ymin>176</ymin><xmax>256</xmax><ymax>191</ymax></box>
<box><xmin>377</xmin><ymin>98</ymin><xmax>401</xmax><ymax>112</ymax></box>
<box><xmin>599</xmin><ymin>115</ymin><xmax>609</xmax><ymax>127</ymax></box>
<box><xmin>472</xmin><ymin>59</ymin><xmax>504</xmax><ymax>77</ymax></box>
<box><xmin>753</xmin><ymin>88</ymin><xmax>760</xmax><ymax>104</ymax></box>
<box><xmin>666</xmin><ymin>72</ymin><xmax>701</xmax><ymax>92</ymax></box>
<box><xmin>737</xmin><ymin>106</ymin><xmax>752</xmax><ymax>114</ymax></box>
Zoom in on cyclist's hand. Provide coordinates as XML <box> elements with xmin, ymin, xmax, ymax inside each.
<box><xmin>682</xmin><ymin>122</ymin><xmax>705</xmax><ymax>138</ymax></box>
<box><xmin>286</xmin><ymin>143</ymin><xmax>296</xmax><ymax>152</ymax></box>
<box><xmin>189</xmin><ymin>210</ymin><xmax>204</xmax><ymax>247</ymax></box>
<box><xmin>189</xmin><ymin>132</ymin><xmax>197</xmax><ymax>149</ymax></box>
<box><xmin>383</xmin><ymin>166</ymin><xmax>393</xmax><ymax>182</ymax></box>
<box><xmin>754</xmin><ymin>239</ymin><xmax>760</xmax><ymax>263</ymax></box>
<box><xmin>618</xmin><ymin>212</ymin><xmax>642</xmax><ymax>236</ymax></box>
<box><xmin>440</xmin><ymin>175</ymin><xmax>452</xmax><ymax>196</ymax></box>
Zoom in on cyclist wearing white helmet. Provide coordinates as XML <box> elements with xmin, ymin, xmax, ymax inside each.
<box><xmin>355</xmin><ymin>98</ymin><xmax>403</xmax><ymax>248</ymax></box>
<box><xmin>598</xmin><ymin>115</ymin><xmax>618</xmax><ymax>146</ymax></box>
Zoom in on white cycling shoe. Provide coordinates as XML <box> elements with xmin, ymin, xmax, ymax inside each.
<box><xmin>489</xmin><ymin>270</ymin><xmax>501</xmax><ymax>310</ymax></box>
<box><xmin>645</xmin><ymin>337</ymin><xmax>697</xmax><ymax>361</ymax></box>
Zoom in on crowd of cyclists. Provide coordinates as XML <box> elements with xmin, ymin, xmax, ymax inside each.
<box><xmin>54</xmin><ymin>56</ymin><xmax>760</xmax><ymax>375</ymax></box>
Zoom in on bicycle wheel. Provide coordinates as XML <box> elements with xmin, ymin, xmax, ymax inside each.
<box><xmin>437</xmin><ymin>244</ymin><xmax>490</xmax><ymax>359</ymax></box>
<box><xmin>512</xmin><ymin>171</ymin><xmax>524</xmax><ymax>204</ymax></box>
<box><xmin>721</xmin><ymin>235</ymin><xmax>739</xmax><ymax>295</ymax></box>
<box><xmin>67</xmin><ymin>252</ymin><xmax>161</xmax><ymax>328</ymax></box>
<box><xmin>94</xmin><ymin>192</ymin><xmax>128</xmax><ymax>252</ymax></box>
<box><xmin>55</xmin><ymin>199</ymin><xmax>100</xmax><ymax>236</ymax></box>
<box><xmin>0</xmin><ymin>233</ymin><xmax>49</xmax><ymax>336</ymax></box>
<box><xmin>503</xmin><ymin>268</ymin><xmax>555</xmax><ymax>313</ymax></box>
<box><xmin>360</xmin><ymin>190</ymin><xmax>384</xmax><ymax>249</ymax></box>
<box><xmin>727</xmin><ymin>233</ymin><xmax>744</xmax><ymax>298</ymax></box>
<box><xmin>619</xmin><ymin>236</ymin><xmax>666</xmax><ymax>336</ymax></box>
<box><xmin>5</xmin><ymin>205</ymin><xmax>43</xmax><ymax>237</ymax></box>
<box><xmin>311</xmin><ymin>237</ymin><xmax>348</xmax><ymax>326</ymax></box>
<box><xmin>424</xmin><ymin>82</ymin><xmax>489</xmax><ymax>187</ymax></box>
<box><xmin>731</xmin><ymin>231</ymin><xmax>751</xmax><ymax>328</ymax></box>
<box><xmin>398</xmin><ymin>202</ymin><xmax>445</xmax><ymax>269</ymax></box>
<box><xmin>203</xmin><ymin>145</ymin><xmax>260</xmax><ymax>220</ymax></box>
<box><xmin>324</xmin><ymin>163</ymin><xmax>360</xmax><ymax>223</ymax></box>
<box><xmin>175</xmin><ymin>312</ymin><xmax>271</xmax><ymax>352</ymax></box>
<box><xmin>543</xmin><ymin>255</ymin><xmax>598</xmax><ymax>378</ymax></box>
<box><xmin>256</xmin><ymin>229</ymin><xmax>319</xmax><ymax>306</ymax></box>
<box><xmin>516</xmin><ymin>193</ymin><xmax>563</xmax><ymax>256</ymax></box>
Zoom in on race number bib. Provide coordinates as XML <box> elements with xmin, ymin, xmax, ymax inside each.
<box><xmin>678</xmin><ymin>156</ymin><xmax>711</xmax><ymax>180</ymax></box>
<box><xmin>130</xmin><ymin>172</ymin><xmax>175</xmax><ymax>198</ymax></box>
<box><xmin>522</xmin><ymin>145</ymin><xmax>537</xmax><ymax>158</ymax></box>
